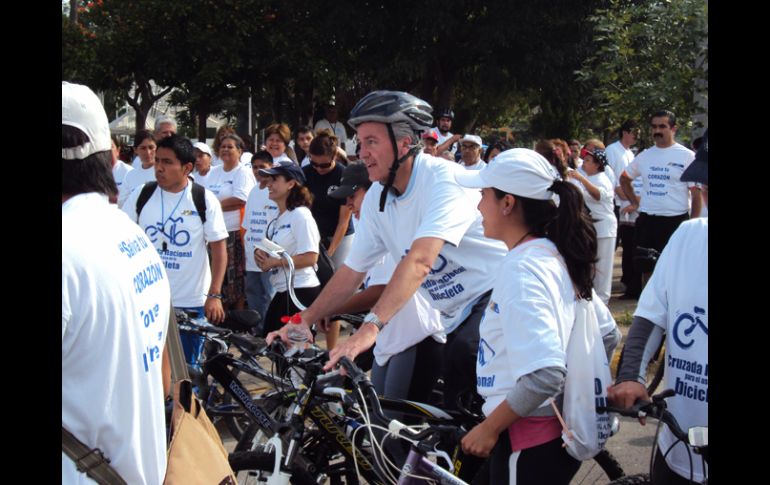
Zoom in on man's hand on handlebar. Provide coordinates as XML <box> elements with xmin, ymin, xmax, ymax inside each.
<box><xmin>265</xmin><ymin>319</ymin><xmax>314</xmax><ymax>348</ymax></box>
<box><xmin>324</xmin><ymin>323</ymin><xmax>378</xmax><ymax>371</ymax></box>
<box><xmin>607</xmin><ymin>381</ymin><xmax>650</xmax><ymax>425</ymax></box>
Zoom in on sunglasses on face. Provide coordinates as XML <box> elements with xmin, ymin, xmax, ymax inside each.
<box><xmin>460</xmin><ymin>144</ymin><xmax>478</xmax><ymax>150</ymax></box>
<box><xmin>311</xmin><ymin>161</ymin><xmax>333</xmax><ymax>169</ymax></box>
<box><xmin>650</xmin><ymin>124</ymin><xmax>669</xmax><ymax>130</ymax></box>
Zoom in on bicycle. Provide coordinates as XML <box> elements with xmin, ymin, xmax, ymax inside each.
<box><xmin>599</xmin><ymin>389</ymin><xmax>708</xmax><ymax>485</ymax></box>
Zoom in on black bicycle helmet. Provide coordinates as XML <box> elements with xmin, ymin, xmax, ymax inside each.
<box><xmin>348</xmin><ymin>90</ymin><xmax>433</xmax><ymax>133</ymax></box>
<box><xmin>437</xmin><ymin>108</ymin><xmax>454</xmax><ymax>120</ymax></box>
<box><xmin>348</xmin><ymin>91</ymin><xmax>433</xmax><ymax>211</ymax></box>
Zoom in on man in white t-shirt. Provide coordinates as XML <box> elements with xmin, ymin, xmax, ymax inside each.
<box><xmin>431</xmin><ymin>108</ymin><xmax>461</xmax><ymax>156</ymax></box>
<box><xmin>609</xmin><ymin>129</ymin><xmax>708</xmax><ymax>484</ymax></box>
<box><xmin>267</xmin><ymin>91</ymin><xmax>508</xmax><ymax>410</ymax></box>
<box><xmin>122</xmin><ymin>135</ymin><xmax>229</xmax><ymax>367</ymax></box>
<box><xmin>63</xmin><ymin>82</ymin><xmax>170</xmax><ymax>484</ymax></box>
<box><xmin>458</xmin><ymin>134</ymin><xmax>486</xmax><ymax>170</ymax></box>
<box><xmin>111</xmin><ymin>135</ymin><xmax>134</xmax><ymax>204</ymax></box>
<box><xmin>619</xmin><ymin>110</ymin><xmax>702</xmax><ymax>283</ymax></box>
<box><xmin>314</xmin><ymin>101</ymin><xmax>348</xmax><ymax>151</ymax></box>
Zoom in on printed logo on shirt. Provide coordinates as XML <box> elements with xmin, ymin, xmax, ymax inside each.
<box><xmin>488</xmin><ymin>301</ymin><xmax>500</xmax><ymax>314</ymax></box>
<box><xmin>327</xmin><ymin>185</ymin><xmax>340</xmax><ymax>196</ymax></box>
<box><xmin>181</xmin><ymin>209</ymin><xmax>198</xmax><ymax>217</ymax></box>
<box><xmin>478</xmin><ymin>338</ymin><xmax>496</xmax><ymax>367</ymax></box>
<box><xmin>668</xmin><ymin>162</ymin><xmax>685</xmax><ymax>169</ymax></box>
<box><xmin>669</xmin><ymin>305</ymin><xmax>709</xmax><ymax>403</ymax></box>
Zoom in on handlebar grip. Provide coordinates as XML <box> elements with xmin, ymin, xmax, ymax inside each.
<box><xmin>656</xmin><ymin>388</ymin><xmax>676</xmax><ymax>400</ymax></box>
<box><xmin>339</xmin><ymin>357</ymin><xmax>365</xmax><ymax>382</ymax></box>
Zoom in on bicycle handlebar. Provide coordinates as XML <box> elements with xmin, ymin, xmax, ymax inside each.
<box><xmin>599</xmin><ymin>389</ymin><xmax>689</xmax><ymax>441</ymax></box>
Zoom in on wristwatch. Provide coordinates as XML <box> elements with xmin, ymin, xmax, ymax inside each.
<box><xmin>363</xmin><ymin>311</ymin><xmax>385</xmax><ymax>331</ymax></box>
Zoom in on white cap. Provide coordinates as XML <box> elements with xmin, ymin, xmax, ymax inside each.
<box><xmin>62</xmin><ymin>82</ymin><xmax>111</xmax><ymax>160</ymax></box>
<box><xmin>453</xmin><ymin>148</ymin><xmax>560</xmax><ymax>200</ymax></box>
<box><xmin>459</xmin><ymin>134</ymin><xmax>482</xmax><ymax>147</ymax></box>
<box><xmin>192</xmin><ymin>141</ymin><xmax>212</xmax><ymax>156</ymax></box>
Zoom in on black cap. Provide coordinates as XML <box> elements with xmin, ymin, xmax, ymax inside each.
<box><xmin>329</xmin><ymin>162</ymin><xmax>372</xmax><ymax>199</ymax></box>
<box><xmin>680</xmin><ymin>129</ymin><xmax>708</xmax><ymax>185</ymax></box>
<box><xmin>258</xmin><ymin>161</ymin><xmax>306</xmax><ymax>185</ymax></box>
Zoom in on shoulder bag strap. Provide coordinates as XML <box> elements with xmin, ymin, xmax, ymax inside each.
<box><xmin>61</xmin><ymin>427</ymin><xmax>127</xmax><ymax>485</ymax></box>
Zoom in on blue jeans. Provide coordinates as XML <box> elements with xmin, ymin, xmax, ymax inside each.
<box><xmin>175</xmin><ymin>306</ymin><xmax>206</xmax><ymax>371</ymax></box>
<box><xmin>245</xmin><ymin>271</ymin><xmax>275</xmax><ymax>336</ymax></box>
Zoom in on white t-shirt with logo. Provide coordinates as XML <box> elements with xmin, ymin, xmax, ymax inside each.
<box><xmin>122</xmin><ymin>183</ymin><xmax>229</xmax><ymax>308</ymax></box>
<box><xmin>192</xmin><ymin>169</ymin><xmax>214</xmax><ymax>190</ymax></box>
<box><xmin>634</xmin><ymin>218</ymin><xmax>708</xmax><ymax>482</ymax></box>
<box><xmin>119</xmin><ymin>165</ymin><xmax>156</xmax><ymax>208</ymax></box>
<box><xmin>63</xmin><ymin>193</ymin><xmax>170</xmax><ymax>485</ymax></box>
<box><xmin>266</xmin><ymin>206</ymin><xmax>321</xmax><ymax>292</ymax></box>
<box><xmin>364</xmin><ymin>254</ymin><xmax>446</xmax><ymax>366</ymax></box>
<box><xmin>475</xmin><ymin>239</ymin><xmax>618</xmax><ymax>416</ymax></box>
<box><xmin>577</xmin><ymin>169</ymin><xmax>617</xmax><ymax>238</ymax></box>
<box><xmin>205</xmin><ymin>164</ymin><xmax>257</xmax><ymax>231</ymax></box>
<box><xmin>242</xmin><ymin>185</ymin><xmax>279</xmax><ymax>273</ymax></box>
<box><xmin>345</xmin><ymin>153</ymin><xmax>508</xmax><ymax>334</ymax></box>
<box><xmin>625</xmin><ymin>143</ymin><xmax>695</xmax><ymax>216</ymax></box>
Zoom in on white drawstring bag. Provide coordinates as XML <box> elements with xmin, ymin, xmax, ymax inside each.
<box><xmin>552</xmin><ymin>298</ymin><xmax>613</xmax><ymax>461</ymax></box>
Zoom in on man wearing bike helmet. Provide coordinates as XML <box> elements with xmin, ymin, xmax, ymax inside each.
<box><xmin>268</xmin><ymin>90</ymin><xmax>507</xmax><ymax>410</ymax></box>
<box><xmin>608</xmin><ymin>129</ymin><xmax>708</xmax><ymax>484</ymax></box>
<box><xmin>432</xmin><ymin>107</ymin><xmax>462</xmax><ymax>156</ymax></box>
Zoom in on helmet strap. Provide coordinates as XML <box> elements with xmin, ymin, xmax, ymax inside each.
<box><xmin>379</xmin><ymin>124</ymin><xmax>419</xmax><ymax>212</ymax></box>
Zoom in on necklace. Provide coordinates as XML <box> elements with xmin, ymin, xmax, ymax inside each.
<box><xmin>512</xmin><ymin>231</ymin><xmax>533</xmax><ymax>250</ymax></box>
<box><xmin>159</xmin><ymin>185</ymin><xmax>188</xmax><ymax>252</ymax></box>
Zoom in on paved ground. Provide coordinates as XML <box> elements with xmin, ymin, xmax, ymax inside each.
<box><xmin>221</xmin><ymin>246</ymin><xmax>659</xmax><ymax>483</ymax></box>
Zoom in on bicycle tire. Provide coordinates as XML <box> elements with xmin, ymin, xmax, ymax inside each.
<box><xmin>229</xmin><ymin>450</ymin><xmax>317</xmax><ymax>485</ymax></box>
<box><xmin>608</xmin><ymin>473</ymin><xmax>651</xmax><ymax>485</ymax></box>
<box><xmin>593</xmin><ymin>448</ymin><xmax>625</xmax><ymax>480</ymax></box>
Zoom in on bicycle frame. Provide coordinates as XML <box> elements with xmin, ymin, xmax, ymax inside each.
<box><xmin>398</xmin><ymin>448</ymin><xmax>468</xmax><ymax>485</ymax></box>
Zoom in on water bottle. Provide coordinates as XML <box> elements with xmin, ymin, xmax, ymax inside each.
<box><xmin>285</xmin><ymin>312</ymin><xmax>309</xmax><ymax>350</ymax></box>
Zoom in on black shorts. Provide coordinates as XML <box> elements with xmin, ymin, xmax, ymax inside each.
<box><xmin>634</xmin><ymin>212</ymin><xmax>689</xmax><ymax>254</ymax></box>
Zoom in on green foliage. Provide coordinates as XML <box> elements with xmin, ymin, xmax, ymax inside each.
<box><xmin>575</xmin><ymin>0</ymin><xmax>708</xmax><ymax>143</ymax></box>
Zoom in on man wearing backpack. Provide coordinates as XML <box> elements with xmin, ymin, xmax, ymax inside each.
<box><xmin>122</xmin><ymin>135</ymin><xmax>229</xmax><ymax>366</ymax></box>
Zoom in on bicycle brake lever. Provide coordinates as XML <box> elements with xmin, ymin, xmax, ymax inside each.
<box><xmin>429</xmin><ymin>447</ymin><xmax>455</xmax><ymax>474</ymax></box>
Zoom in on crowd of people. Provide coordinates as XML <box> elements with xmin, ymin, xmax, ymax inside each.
<box><xmin>64</xmin><ymin>80</ymin><xmax>707</xmax><ymax>484</ymax></box>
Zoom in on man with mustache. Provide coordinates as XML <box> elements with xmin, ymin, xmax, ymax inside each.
<box><xmin>619</xmin><ymin>110</ymin><xmax>702</xmax><ymax>285</ymax></box>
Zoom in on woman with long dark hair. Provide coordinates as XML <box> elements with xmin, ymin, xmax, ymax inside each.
<box><xmin>255</xmin><ymin>162</ymin><xmax>321</xmax><ymax>336</ymax></box>
<box><xmin>455</xmin><ymin>149</ymin><xmax>620</xmax><ymax>484</ymax></box>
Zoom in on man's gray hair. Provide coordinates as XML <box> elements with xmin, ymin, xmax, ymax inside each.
<box><xmin>155</xmin><ymin>115</ymin><xmax>177</xmax><ymax>131</ymax></box>
<box><xmin>391</xmin><ymin>121</ymin><xmax>421</xmax><ymax>149</ymax></box>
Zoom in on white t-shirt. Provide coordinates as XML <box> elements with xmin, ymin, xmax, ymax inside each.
<box><xmin>364</xmin><ymin>254</ymin><xmax>446</xmax><ymax>366</ymax></box>
<box><xmin>112</xmin><ymin>161</ymin><xmax>134</xmax><ymax>201</ymax></box>
<box><xmin>192</xmin><ymin>169</ymin><xmax>214</xmax><ymax>190</ymax></box>
<box><xmin>345</xmin><ymin>153</ymin><xmax>508</xmax><ymax>334</ymax></box>
<box><xmin>625</xmin><ymin>143</ymin><xmax>695</xmax><ymax>216</ymax></box>
<box><xmin>63</xmin><ymin>193</ymin><xmax>169</xmax><ymax>485</ymax></box>
<box><xmin>242</xmin><ymin>185</ymin><xmax>279</xmax><ymax>273</ymax></box>
<box><xmin>577</xmin><ymin>169</ymin><xmax>617</xmax><ymax>238</ymax></box>
<box><xmin>430</xmin><ymin>127</ymin><xmax>454</xmax><ymax>146</ymax></box>
<box><xmin>462</xmin><ymin>159</ymin><xmax>486</xmax><ymax>171</ymax></box>
<box><xmin>314</xmin><ymin>119</ymin><xmax>348</xmax><ymax>147</ymax></box>
<box><xmin>119</xmin><ymin>165</ymin><xmax>156</xmax><ymax>208</ymax></box>
<box><xmin>122</xmin><ymin>183</ymin><xmax>229</xmax><ymax>307</ymax></box>
<box><xmin>605</xmin><ymin>140</ymin><xmax>634</xmax><ymax>188</ymax></box>
<box><xmin>131</xmin><ymin>154</ymin><xmax>142</xmax><ymax>169</ymax></box>
<box><xmin>273</xmin><ymin>153</ymin><xmax>295</xmax><ymax>165</ymax></box>
<box><xmin>476</xmin><ymin>239</ymin><xmax>617</xmax><ymax>416</ymax></box>
<box><xmin>205</xmin><ymin>164</ymin><xmax>257</xmax><ymax>231</ymax></box>
<box><xmin>634</xmin><ymin>218</ymin><xmax>708</xmax><ymax>482</ymax></box>
<box><xmin>211</xmin><ymin>154</ymin><xmax>224</xmax><ymax>167</ymax></box>
<box><xmin>267</xmin><ymin>206</ymin><xmax>321</xmax><ymax>292</ymax></box>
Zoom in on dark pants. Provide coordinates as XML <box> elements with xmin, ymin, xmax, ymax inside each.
<box><xmin>490</xmin><ymin>432</ymin><xmax>581</xmax><ymax>485</ymax></box>
<box><xmin>634</xmin><ymin>212</ymin><xmax>689</xmax><ymax>273</ymax></box>
<box><xmin>619</xmin><ymin>224</ymin><xmax>642</xmax><ymax>297</ymax></box>
<box><xmin>442</xmin><ymin>291</ymin><xmax>491</xmax><ymax>410</ymax></box>
<box><xmin>262</xmin><ymin>286</ymin><xmax>321</xmax><ymax>337</ymax></box>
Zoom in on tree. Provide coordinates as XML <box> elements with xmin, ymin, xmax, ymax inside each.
<box><xmin>575</xmin><ymin>0</ymin><xmax>708</xmax><ymax>145</ymax></box>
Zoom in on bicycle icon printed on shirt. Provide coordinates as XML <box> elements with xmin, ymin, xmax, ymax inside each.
<box><xmin>145</xmin><ymin>216</ymin><xmax>191</xmax><ymax>247</ymax></box>
<box><xmin>672</xmin><ymin>306</ymin><xmax>708</xmax><ymax>349</ymax></box>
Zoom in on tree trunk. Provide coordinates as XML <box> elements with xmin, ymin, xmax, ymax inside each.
<box><xmin>69</xmin><ymin>0</ymin><xmax>78</xmax><ymax>23</ymax></box>
<box><xmin>197</xmin><ymin>110</ymin><xmax>208</xmax><ymax>142</ymax></box>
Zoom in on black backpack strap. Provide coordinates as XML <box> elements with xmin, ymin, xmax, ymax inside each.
<box><xmin>190</xmin><ymin>182</ymin><xmax>207</xmax><ymax>224</ymax></box>
<box><xmin>135</xmin><ymin>181</ymin><xmax>159</xmax><ymax>218</ymax></box>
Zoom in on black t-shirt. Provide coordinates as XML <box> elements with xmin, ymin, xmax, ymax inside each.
<box><xmin>302</xmin><ymin>163</ymin><xmax>355</xmax><ymax>242</ymax></box>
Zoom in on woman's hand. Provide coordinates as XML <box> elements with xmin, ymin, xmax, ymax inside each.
<box><xmin>461</xmin><ymin>421</ymin><xmax>499</xmax><ymax>458</ymax></box>
<box><xmin>254</xmin><ymin>249</ymin><xmax>280</xmax><ymax>271</ymax></box>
